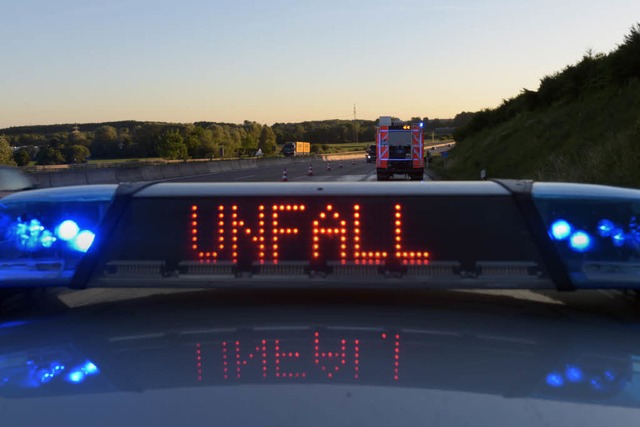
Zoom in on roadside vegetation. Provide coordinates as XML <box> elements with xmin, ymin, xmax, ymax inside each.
<box><xmin>0</xmin><ymin>116</ymin><xmax>460</xmax><ymax>167</ymax></box>
<box><xmin>439</xmin><ymin>24</ymin><xmax>640</xmax><ymax>187</ymax></box>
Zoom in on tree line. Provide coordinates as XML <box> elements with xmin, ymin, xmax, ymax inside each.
<box><xmin>1</xmin><ymin>115</ymin><xmax>461</xmax><ymax>166</ymax></box>
<box><xmin>271</xmin><ymin>117</ymin><xmax>462</xmax><ymax>148</ymax></box>
<box><xmin>1</xmin><ymin>121</ymin><xmax>278</xmax><ymax>166</ymax></box>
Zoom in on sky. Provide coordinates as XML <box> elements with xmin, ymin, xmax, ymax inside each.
<box><xmin>0</xmin><ymin>0</ymin><xmax>639</xmax><ymax>128</ymax></box>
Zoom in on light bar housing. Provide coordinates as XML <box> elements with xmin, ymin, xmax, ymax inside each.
<box><xmin>1</xmin><ymin>180</ymin><xmax>639</xmax><ymax>291</ymax></box>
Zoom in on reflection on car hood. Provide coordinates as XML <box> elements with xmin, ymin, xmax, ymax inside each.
<box><xmin>1</xmin><ymin>289</ymin><xmax>640</xmax><ymax>426</ymax></box>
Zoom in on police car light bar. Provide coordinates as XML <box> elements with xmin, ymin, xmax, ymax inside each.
<box><xmin>1</xmin><ymin>181</ymin><xmax>639</xmax><ymax>291</ymax></box>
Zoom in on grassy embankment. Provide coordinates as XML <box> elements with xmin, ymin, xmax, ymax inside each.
<box><xmin>436</xmin><ymin>82</ymin><xmax>640</xmax><ymax>186</ymax></box>
<box><xmin>434</xmin><ymin>24</ymin><xmax>640</xmax><ymax>187</ymax></box>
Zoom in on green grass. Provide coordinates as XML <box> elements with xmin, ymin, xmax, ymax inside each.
<box><xmin>276</xmin><ymin>142</ymin><xmax>374</xmax><ymax>154</ymax></box>
<box><xmin>435</xmin><ymin>80</ymin><xmax>640</xmax><ymax>187</ymax></box>
<box><xmin>323</xmin><ymin>142</ymin><xmax>374</xmax><ymax>153</ymax></box>
<box><xmin>87</xmin><ymin>157</ymin><xmax>165</xmax><ymax>164</ymax></box>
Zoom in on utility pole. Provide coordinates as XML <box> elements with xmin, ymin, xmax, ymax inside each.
<box><xmin>353</xmin><ymin>104</ymin><xmax>359</xmax><ymax>144</ymax></box>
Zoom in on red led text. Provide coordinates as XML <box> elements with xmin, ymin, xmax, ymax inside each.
<box><xmin>190</xmin><ymin>203</ymin><xmax>429</xmax><ymax>263</ymax></box>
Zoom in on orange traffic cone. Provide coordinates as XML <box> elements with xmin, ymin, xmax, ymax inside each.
<box><xmin>307</xmin><ymin>164</ymin><xmax>313</xmax><ymax>176</ymax></box>
<box><xmin>281</xmin><ymin>168</ymin><xmax>288</xmax><ymax>182</ymax></box>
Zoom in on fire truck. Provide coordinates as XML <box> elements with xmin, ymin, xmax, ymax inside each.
<box><xmin>375</xmin><ymin>116</ymin><xmax>424</xmax><ymax>181</ymax></box>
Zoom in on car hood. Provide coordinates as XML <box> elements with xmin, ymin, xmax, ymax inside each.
<box><xmin>1</xmin><ymin>289</ymin><xmax>640</xmax><ymax>426</ymax></box>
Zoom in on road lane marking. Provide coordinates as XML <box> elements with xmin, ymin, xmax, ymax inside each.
<box><xmin>233</xmin><ymin>174</ymin><xmax>256</xmax><ymax>180</ymax></box>
<box><xmin>336</xmin><ymin>175</ymin><xmax>369</xmax><ymax>181</ymax></box>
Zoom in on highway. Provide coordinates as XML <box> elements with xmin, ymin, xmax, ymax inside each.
<box><xmin>170</xmin><ymin>156</ymin><xmax>434</xmax><ymax>183</ymax></box>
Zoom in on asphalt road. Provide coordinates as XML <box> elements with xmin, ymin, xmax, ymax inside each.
<box><xmin>170</xmin><ymin>156</ymin><xmax>433</xmax><ymax>183</ymax></box>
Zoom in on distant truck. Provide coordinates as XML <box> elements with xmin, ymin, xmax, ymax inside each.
<box><xmin>375</xmin><ymin>116</ymin><xmax>425</xmax><ymax>181</ymax></box>
<box><xmin>282</xmin><ymin>141</ymin><xmax>311</xmax><ymax>157</ymax></box>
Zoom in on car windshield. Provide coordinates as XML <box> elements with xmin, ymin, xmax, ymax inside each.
<box><xmin>2</xmin><ymin>1</ymin><xmax>640</xmax><ymax>426</ymax></box>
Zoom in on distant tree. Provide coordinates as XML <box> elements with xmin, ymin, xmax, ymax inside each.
<box><xmin>158</xmin><ymin>129</ymin><xmax>188</xmax><ymax>160</ymax></box>
<box><xmin>293</xmin><ymin>124</ymin><xmax>305</xmax><ymax>141</ymax></box>
<box><xmin>63</xmin><ymin>145</ymin><xmax>90</xmax><ymax>164</ymax></box>
<box><xmin>117</xmin><ymin>128</ymin><xmax>134</xmax><ymax>157</ymax></box>
<box><xmin>258</xmin><ymin>125</ymin><xmax>277</xmax><ymax>155</ymax></box>
<box><xmin>196</xmin><ymin>127</ymin><xmax>217</xmax><ymax>159</ymax></box>
<box><xmin>117</xmin><ymin>127</ymin><xmax>132</xmax><ymax>145</ymax></box>
<box><xmin>13</xmin><ymin>148</ymin><xmax>31</xmax><ymax>166</ymax></box>
<box><xmin>91</xmin><ymin>125</ymin><xmax>120</xmax><ymax>158</ymax></box>
<box><xmin>132</xmin><ymin>123</ymin><xmax>169</xmax><ymax>158</ymax></box>
<box><xmin>17</xmin><ymin>133</ymin><xmax>46</xmax><ymax>146</ymax></box>
<box><xmin>36</xmin><ymin>146</ymin><xmax>65</xmax><ymax>165</ymax></box>
<box><xmin>210</xmin><ymin>124</ymin><xmax>229</xmax><ymax>157</ymax></box>
<box><xmin>184</xmin><ymin>133</ymin><xmax>200</xmax><ymax>157</ymax></box>
<box><xmin>199</xmin><ymin>138</ymin><xmax>217</xmax><ymax>159</ymax></box>
<box><xmin>52</xmin><ymin>132</ymin><xmax>69</xmax><ymax>145</ymax></box>
<box><xmin>610</xmin><ymin>23</ymin><xmax>640</xmax><ymax>84</ymax></box>
<box><xmin>310</xmin><ymin>144</ymin><xmax>323</xmax><ymax>154</ymax></box>
<box><xmin>94</xmin><ymin>125</ymin><xmax>118</xmax><ymax>141</ymax></box>
<box><xmin>227</xmin><ymin>127</ymin><xmax>245</xmax><ymax>157</ymax></box>
<box><xmin>69</xmin><ymin>130</ymin><xmax>89</xmax><ymax>146</ymax></box>
<box><xmin>452</xmin><ymin>112</ymin><xmax>473</xmax><ymax>128</ymax></box>
<box><xmin>184</xmin><ymin>126</ymin><xmax>217</xmax><ymax>159</ymax></box>
<box><xmin>48</xmin><ymin>137</ymin><xmax>63</xmax><ymax>149</ymax></box>
<box><xmin>239</xmin><ymin>121</ymin><xmax>262</xmax><ymax>155</ymax></box>
<box><xmin>0</xmin><ymin>136</ymin><xmax>16</xmax><ymax>166</ymax></box>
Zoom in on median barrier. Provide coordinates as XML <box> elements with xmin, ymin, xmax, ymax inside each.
<box><xmin>193</xmin><ymin>162</ymin><xmax>209</xmax><ymax>174</ymax></box>
<box><xmin>115</xmin><ymin>168</ymin><xmax>144</xmax><ymax>182</ymax></box>
<box><xmin>177</xmin><ymin>163</ymin><xmax>196</xmax><ymax>177</ymax></box>
<box><xmin>160</xmin><ymin>163</ymin><xmax>181</xmax><ymax>179</ymax></box>
<box><xmin>225</xmin><ymin>160</ymin><xmax>238</xmax><ymax>170</ymax></box>
<box><xmin>86</xmin><ymin>168</ymin><xmax>118</xmax><ymax>184</ymax></box>
<box><xmin>238</xmin><ymin>159</ymin><xmax>257</xmax><ymax>170</ymax></box>
<box><xmin>218</xmin><ymin>161</ymin><xmax>233</xmax><ymax>172</ymax></box>
<box><xmin>50</xmin><ymin>170</ymin><xmax>89</xmax><ymax>187</ymax></box>
<box><xmin>140</xmin><ymin>166</ymin><xmax>164</xmax><ymax>181</ymax></box>
<box><xmin>207</xmin><ymin>162</ymin><xmax>222</xmax><ymax>173</ymax></box>
<box><xmin>29</xmin><ymin>172</ymin><xmax>52</xmax><ymax>188</ymax></box>
<box><xmin>256</xmin><ymin>158</ymin><xmax>277</xmax><ymax>167</ymax></box>
<box><xmin>39</xmin><ymin>154</ymin><xmax>338</xmax><ymax>189</ymax></box>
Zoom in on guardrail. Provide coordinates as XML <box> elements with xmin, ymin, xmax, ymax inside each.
<box><xmin>26</xmin><ymin>153</ymin><xmax>368</xmax><ymax>188</ymax></box>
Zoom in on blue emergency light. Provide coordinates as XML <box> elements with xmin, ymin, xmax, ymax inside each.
<box><xmin>0</xmin><ymin>185</ymin><xmax>117</xmax><ymax>286</ymax></box>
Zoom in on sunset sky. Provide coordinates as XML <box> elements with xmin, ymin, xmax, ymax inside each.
<box><xmin>1</xmin><ymin>0</ymin><xmax>638</xmax><ymax>127</ymax></box>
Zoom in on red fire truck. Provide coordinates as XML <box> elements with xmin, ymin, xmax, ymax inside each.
<box><xmin>376</xmin><ymin>116</ymin><xmax>424</xmax><ymax>181</ymax></box>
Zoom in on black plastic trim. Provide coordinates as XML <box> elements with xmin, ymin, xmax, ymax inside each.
<box><xmin>492</xmin><ymin>179</ymin><xmax>575</xmax><ymax>291</ymax></box>
<box><xmin>69</xmin><ymin>182</ymin><xmax>160</xmax><ymax>289</ymax></box>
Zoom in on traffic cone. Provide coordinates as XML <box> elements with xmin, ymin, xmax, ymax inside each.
<box><xmin>339</xmin><ymin>162</ymin><xmax>343</xmax><ymax>168</ymax></box>
<box><xmin>281</xmin><ymin>168</ymin><xmax>288</xmax><ymax>182</ymax></box>
<box><xmin>307</xmin><ymin>164</ymin><xmax>313</xmax><ymax>176</ymax></box>
<box><xmin>326</xmin><ymin>162</ymin><xmax>331</xmax><ymax>171</ymax></box>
